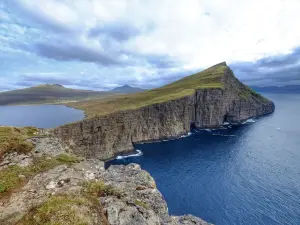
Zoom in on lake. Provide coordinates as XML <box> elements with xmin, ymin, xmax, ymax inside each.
<box><xmin>107</xmin><ymin>94</ymin><xmax>300</xmax><ymax>225</ymax></box>
<box><xmin>0</xmin><ymin>105</ymin><xmax>84</xmax><ymax>128</ymax></box>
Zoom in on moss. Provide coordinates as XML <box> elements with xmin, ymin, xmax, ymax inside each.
<box><xmin>134</xmin><ymin>199</ymin><xmax>149</xmax><ymax>209</ymax></box>
<box><xmin>82</xmin><ymin>180</ymin><xmax>121</xmax><ymax>198</ymax></box>
<box><xmin>18</xmin><ymin>195</ymin><xmax>99</xmax><ymax>225</ymax></box>
<box><xmin>68</xmin><ymin>64</ymin><xmax>226</xmax><ymax>117</ymax></box>
<box><xmin>0</xmin><ymin>154</ymin><xmax>81</xmax><ymax>195</ymax></box>
<box><xmin>56</xmin><ymin>153</ymin><xmax>82</xmax><ymax>164</ymax></box>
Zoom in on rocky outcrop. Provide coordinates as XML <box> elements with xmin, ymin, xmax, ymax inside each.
<box><xmin>53</xmin><ymin>63</ymin><xmax>275</xmax><ymax>160</ymax></box>
<box><xmin>0</xmin><ymin>157</ymin><xmax>211</xmax><ymax>225</ymax></box>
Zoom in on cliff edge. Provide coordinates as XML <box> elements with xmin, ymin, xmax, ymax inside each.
<box><xmin>54</xmin><ymin>62</ymin><xmax>275</xmax><ymax>160</ymax></box>
<box><xmin>0</xmin><ymin>136</ymin><xmax>211</xmax><ymax>225</ymax></box>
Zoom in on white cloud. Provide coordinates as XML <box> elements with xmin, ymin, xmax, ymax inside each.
<box><xmin>11</xmin><ymin>0</ymin><xmax>300</xmax><ymax>66</ymax></box>
<box><xmin>2</xmin><ymin>0</ymin><xmax>300</xmax><ymax>89</ymax></box>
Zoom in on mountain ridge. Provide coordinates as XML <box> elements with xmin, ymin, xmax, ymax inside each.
<box><xmin>110</xmin><ymin>84</ymin><xmax>146</xmax><ymax>93</ymax></box>
<box><xmin>0</xmin><ymin>84</ymin><xmax>144</xmax><ymax>105</ymax></box>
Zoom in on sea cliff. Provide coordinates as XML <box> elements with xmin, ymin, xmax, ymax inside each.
<box><xmin>53</xmin><ymin>63</ymin><xmax>274</xmax><ymax>160</ymax></box>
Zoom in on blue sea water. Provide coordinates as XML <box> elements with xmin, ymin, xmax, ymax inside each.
<box><xmin>107</xmin><ymin>94</ymin><xmax>300</xmax><ymax>225</ymax></box>
<box><xmin>0</xmin><ymin>105</ymin><xmax>84</xmax><ymax>128</ymax></box>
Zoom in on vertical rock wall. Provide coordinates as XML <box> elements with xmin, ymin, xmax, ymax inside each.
<box><xmin>54</xmin><ymin>67</ymin><xmax>274</xmax><ymax>160</ymax></box>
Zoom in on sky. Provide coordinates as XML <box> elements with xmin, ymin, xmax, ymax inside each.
<box><xmin>1</xmin><ymin>0</ymin><xmax>300</xmax><ymax>91</ymax></box>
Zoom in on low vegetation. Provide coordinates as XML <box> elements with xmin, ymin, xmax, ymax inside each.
<box><xmin>18</xmin><ymin>195</ymin><xmax>103</xmax><ymax>225</ymax></box>
<box><xmin>135</xmin><ymin>199</ymin><xmax>149</xmax><ymax>209</ymax></box>
<box><xmin>82</xmin><ymin>180</ymin><xmax>121</xmax><ymax>198</ymax></box>
<box><xmin>0</xmin><ymin>154</ymin><xmax>81</xmax><ymax>196</ymax></box>
<box><xmin>0</xmin><ymin>127</ymin><xmax>38</xmax><ymax>158</ymax></box>
<box><xmin>68</xmin><ymin>64</ymin><xmax>226</xmax><ymax>117</ymax></box>
<box><xmin>18</xmin><ymin>180</ymin><xmax>119</xmax><ymax>225</ymax></box>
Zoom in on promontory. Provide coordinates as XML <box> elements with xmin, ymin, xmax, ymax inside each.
<box><xmin>53</xmin><ymin>62</ymin><xmax>275</xmax><ymax>160</ymax></box>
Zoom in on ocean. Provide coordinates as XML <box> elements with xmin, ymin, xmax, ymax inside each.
<box><xmin>107</xmin><ymin>94</ymin><xmax>300</xmax><ymax>225</ymax></box>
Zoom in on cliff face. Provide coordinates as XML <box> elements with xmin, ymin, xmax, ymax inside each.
<box><xmin>54</xmin><ymin>63</ymin><xmax>275</xmax><ymax>160</ymax></box>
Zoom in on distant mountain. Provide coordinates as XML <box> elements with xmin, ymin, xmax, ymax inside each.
<box><xmin>0</xmin><ymin>84</ymin><xmax>114</xmax><ymax>105</ymax></box>
<box><xmin>110</xmin><ymin>85</ymin><xmax>146</xmax><ymax>94</ymax></box>
<box><xmin>250</xmin><ymin>85</ymin><xmax>300</xmax><ymax>93</ymax></box>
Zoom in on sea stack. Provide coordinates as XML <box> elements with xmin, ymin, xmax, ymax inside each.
<box><xmin>54</xmin><ymin>62</ymin><xmax>275</xmax><ymax>159</ymax></box>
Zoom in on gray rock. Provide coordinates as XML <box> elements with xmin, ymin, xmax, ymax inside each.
<box><xmin>0</xmin><ymin>162</ymin><xmax>212</xmax><ymax>225</ymax></box>
<box><xmin>0</xmin><ymin>159</ymin><xmax>104</xmax><ymax>225</ymax></box>
<box><xmin>30</xmin><ymin>137</ymin><xmax>69</xmax><ymax>157</ymax></box>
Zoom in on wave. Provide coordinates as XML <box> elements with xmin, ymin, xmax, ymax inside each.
<box><xmin>116</xmin><ymin>150</ymin><xmax>143</xmax><ymax>160</ymax></box>
<box><xmin>243</xmin><ymin>118</ymin><xmax>256</xmax><ymax>124</ymax></box>
<box><xmin>180</xmin><ymin>132</ymin><xmax>192</xmax><ymax>138</ymax></box>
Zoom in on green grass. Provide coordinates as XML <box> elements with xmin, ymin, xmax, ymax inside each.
<box><xmin>68</xmin><ymin>64</ymin><xmax>226</xmax><ymax>117</ymax></box>
<box><xmin>81</xmin><ymin>180</ymin><xmax>121</xmax><ymax>198</ymax></box>
<box><xmin>18</xmin><ymin>195</ymin><xmax>101</xmax><ymax>225</ymax></box>
<box><xmin>0</xmin><ymin>126</ymin><xmax>38</xmax><ymax>141</ymax></box>
<box><xmin>19</xmin><ymin>180</ymin><xmax>119</xmax><ymax>225</ymax></box>
<box><xmin>0</xmin><ymin>154</ymin><xmax>81</xmax><ymax>196</ymax></box>
<box><xmin>134</xmin><ymin>199</ymin><xmax>149</xmax><ymax>209</ymax></box>
<box><xmin>0</xmin><ymin>127</ymin><xmax>39</xmax><ymax>158</ymax></box>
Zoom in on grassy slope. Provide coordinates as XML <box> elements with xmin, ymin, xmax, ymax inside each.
<box><xmin>0</xmin><ymin>127</ymin><xmax>39</xmax><ymax>158</ymax></box>
<box><xmin>0</xmin><ymin>127</ymin><xmax>38</xmax><ymax>142</ymax></box>
<box><xmin>0</xmin><ymin>84</ymin><xmax>116</xmax><ymax>105</ymax></box>
<box><xmin>68</xmin><ymin>64</ymin><xmax>226</xmax><ymax>117</ymax></box>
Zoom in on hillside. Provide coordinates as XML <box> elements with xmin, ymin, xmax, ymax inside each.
<box><xmin>110</xmin><ymin>85</ymin><xmax>146</xmax><ymax>93</ymax></box>
<box><xmin>0</xmin><ymin>84</ymin><xmax>115</xmax><ymax>105</ymax></box>
<box><xmin>68</xmin><ymin>62</ymin><xmax>267</xmax><ymax>118</ymax></box>
<box><xmin>56</xmin><ymin>62</ymin><xmax>275</xmax><ymax>160</ymax></box>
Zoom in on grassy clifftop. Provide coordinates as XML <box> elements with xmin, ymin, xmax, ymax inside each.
<box><xmin>68</xmin><ymin>63</ymin><xmax>226</xmax><ymax>117</ymax></box>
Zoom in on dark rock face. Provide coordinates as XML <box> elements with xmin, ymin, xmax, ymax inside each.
<box><xmin>54</xmin><ymin>66</ymin><xmax>274</xmax><ymax>160</ymax></box>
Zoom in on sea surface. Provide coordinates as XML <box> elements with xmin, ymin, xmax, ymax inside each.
<box><xmin>0</xmin><ymin>105</ymin><xmax>84</xmax><ymax>128</ymax></box>
<box><xmin>107</xmin><ymin>94</ymin><xmax>300</xmax><ymax>225</ymax></box>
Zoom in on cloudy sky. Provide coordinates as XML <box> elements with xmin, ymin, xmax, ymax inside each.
<box><xmin>1</xmin><ymin>0</ymin><xmax>300</xmax><ymax>91</ymax></box>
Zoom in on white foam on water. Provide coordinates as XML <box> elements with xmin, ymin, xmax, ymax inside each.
<box><xmin>205</xmin><ymin>129</ymin><xmax>212</xmax><ymax>132</ymax></box>
<box><xmin>116</xmin><ymin>150</ymin><xmax>143</xmax><ymax>160</ymax></box>
<box><xmin>243</xmin><ymin>118</ymin><xmax>256</xmax><ymax>124</ymax></box>
<box><xmin>180</xmin><ymin>132</ymin><xmax>192</xmax><ymax>138</ymax></box>
<box><xmin>223</xmin><ymin>122</ymin><xmax>230</xmax><ymax>125</ymax></box>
